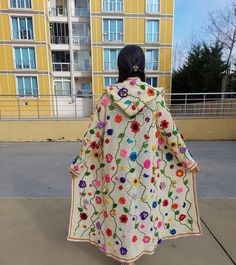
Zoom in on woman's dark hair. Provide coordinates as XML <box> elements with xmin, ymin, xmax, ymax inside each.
<box><xmin>117</xmin><ymin>45</ymin><xmax>146</xmax><ymax>83</ymax></box>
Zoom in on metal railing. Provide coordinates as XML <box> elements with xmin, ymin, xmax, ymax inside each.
<box><xmin>49</xmin><ymin>7</ymin><xmax>67</xmax><ymax>16</ymax></box>
<box><xmin>73</xmin><ymin>36</ymin><xmax>91</xmax><ymax>46</ymax></box>
<box><xmin>103</xmin><ymin>32</ymin><xmax>123</xmax><ymax>42</ymax></box>
<box><xmin>51</xmin><ymin>36</ymin><xmax>69</xmax><ymax>44</ymax></box>
<box><xmin>52</xmin><ymin>63</ymin><xmax>70</xmax><ymax>71</ymax></box>
<box><xmin>103</xmin><ymin>0</ymin><xmax>123</xmax><ymax>12</ymax></box>
<box><xmin>0</xmin><ymin>92</ymin><xmax>235</xmax><ymax>120</ymax></box>
<box><xmin>74</xmin><ymin>63</ymin><xmax>92</xmax><ymax>72</ymax></box>
<box><xmin>71</xmin><ymin>8</ymin><xmax>90</xmax><ymax>17</ymax></box>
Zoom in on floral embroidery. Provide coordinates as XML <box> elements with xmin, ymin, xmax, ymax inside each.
<box><xmin>118</xmin><ymin>87</ymin><xmax>128</xmax><ymax>98</ymax></box>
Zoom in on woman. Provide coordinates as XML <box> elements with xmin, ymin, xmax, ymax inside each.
<box><xmin>67</xmin><ymin>45</ymin><xmax>203</xmax><ymax>265</ymax></box>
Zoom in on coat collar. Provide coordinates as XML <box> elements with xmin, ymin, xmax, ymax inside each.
<box><xmin>105</xmin><ymin>77</ymin><xmax>161</xmax><ymax>117</ymax></box>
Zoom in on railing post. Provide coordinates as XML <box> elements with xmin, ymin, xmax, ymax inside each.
<box><xmin>74</xmin><ymin>94</ymin><xmax>77</xmax><ymax>119</ymax></box>
<box><xmin>184</xmin><ymin>94</ymin><xmax>187</xmax><ymax>116</ymax></box>
<box><xmin>17</xmin><ymin>95</ymin><xmax>21</xmax><ymax>119</ymax></box>
<box><xmin>55</xmin><ymin>93</ymin><xmax>59</xmax><ymax>119</ymax></box>
<box><xmin>203</xmin><ymin>93</ymin><xmax>206</xmax><ymax>116</ymax></box>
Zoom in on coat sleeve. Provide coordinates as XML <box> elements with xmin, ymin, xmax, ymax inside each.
<box><xmin>68</xmin><ymin>92</ymin><xmax>107</xmax><ymax>177</ymax></box>
<box><xmin>155</xmin><ymin>87</ymin><xmax>198</xmax><ymax>172</ymax></box>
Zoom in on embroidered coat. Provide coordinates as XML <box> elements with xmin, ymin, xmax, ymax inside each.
<box><xmin>67</xmin><ymin>76</ymin><xmax>203</xmax><ymax>263</ymax></box>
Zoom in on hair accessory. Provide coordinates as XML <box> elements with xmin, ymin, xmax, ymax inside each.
<box><xmin>132</xmin><ymin>65</ymin><xmax>139</xmax><ymax>72</ymax></box>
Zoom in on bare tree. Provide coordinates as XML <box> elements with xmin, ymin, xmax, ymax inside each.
<box><xmin>203</xmin><ymin>1</ymin><xmax>236</xmax><ymax>74</ymax></box>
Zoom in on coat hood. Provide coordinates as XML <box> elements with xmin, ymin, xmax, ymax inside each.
<box><xmin>104</xmin><ymin>77</ymin><xmax>164</xmax><ymax>117</ymax></box>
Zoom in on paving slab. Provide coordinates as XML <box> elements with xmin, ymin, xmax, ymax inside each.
<box><xmin>0</xmin><ymin>198</ymin><xmax>235</xmax><ymax>265</ymax></box>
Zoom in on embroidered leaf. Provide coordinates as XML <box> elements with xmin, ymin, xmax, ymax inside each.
<box><xmin>123</xmin><ymin>207</ymin><xmax>129</xmax><ymax>213</ymax></box>
<box><xmin>130</xmin><ymin>168</ymin><xmax>135</xmax><ymax>173</ymax></box>
<box><xmin>155</xmin><ymin>231</ymin><xmax>159</xmax><ymax>236</ymax></box>
<box><xmin>118</xmin><ymin>133</ymin><xmax>125</xmax><ymax>138</ymax></box>
<box><xmin>91</xmin><ymin>228</ymin><xmax>95</xmax><ymax>232</ymax></box>
<box><xmin>160</xmin><ymin>169</ymin><xmax>164</xmax><ymax>174</ymax></box>
<box><xmin>116</xmin><ymin>158</ymin><xmax>121</xmax><ymax>164</ymax></box>
<box><xmin>158</xmin><ymin>198</ymin><xmax>162</xmax><ymax>204</ymax></box>
<box><xmin>143</xmin><ymin>142</ymin><xmax>148</xmax><ymax>148</ymax></box>
<box><xmin>85</xmin><ymin>149</ymin><xmax>91</xmax><ymax>154</ymax></box>
<box><xmin>173</xmin><ymin>130</ymin><xmax>179</xmax><ymax>135</ymax></box>
<box><xmin>89</xmin><ymin>129</ymin><xmax>95</xmax><ymax>134</ymax></box>
<box><xmin>108</xmin><ymin>105</ymin><xmax>115</xmax><ymax>110</ymax></box>
<box><xmin>184</xmin><ymin>179</ymin><xmax>188</xmax><ymax>185</ymax></box>
<box><xmin>188</xmin><ymin>219</ymin><xmax>193</xmax><ymax>224</ymax></box>
<box><xmin>113</xmin><ymin>203</ymin><xmax>118</xmax><ymax>208</ymax></box>
<box><xmin>168</xmin><ymin>191</ymin><xmax>173</xmax><ymax>197</ymax></box>
<box><xmin>94</xmin><ymin>211</ymin><xmax>99</xmax><ymax>215</ymax></box>
<box><xmin>113</xmin><ymin>233</ymin><xmax>117</xmax><ymax>239</ymax></box>
<box><xmin>140</xmin><ymin>84</ymin><xmax>146</xmax><ymax>90</ymax></box>
<box><xmin>175</xmin><ymin>210</ymin><xmax>180</xmax><ymax>215</ymax></box>
<box><xmin>110</xmin><ymin>94</ymin><xmax>114</xmax><ymax>100</ymax></box>
<box><xmin>135</xmin><ymin>101</ymin><xmax>140</xmax><ymax>106</ymax></box>
<box><xmin>85</xmin><ymin>171</ymin><xmax>91</xmax><ymax>176</ymax></box>
<box><xmin>100</xmin><ymin>163</ymin><xmax>105</xmax><ymax>167</ymax></box>
<box><xmin>95</xmin><ymin>190</ymin><xmax>100</xmax><ymax>194</ymax></box>
<box><xmin>150</xmin><ymin>215</ymin><xmax>153</xmax><ymax>221</ymax></box>
<box><xmin>82</xmin><ymin>192</ymin><xmax>86</xmax><ymax>196</ymax></box>
<box><xmin>78</xmin><ymin>207</ymin><xmax>83</xmax><ymax>212</ymax></box>
<box><xmin>160</xmin><ymin>100</ymin><xmax>165</xmax><ymax>107</ymax></box>
<box><xmin>135</xmin><ymin>223</ymin><xmax>139</xmax><ymax>228</ymax></box>
<box><xmin>166</xmin><ymin>223</ymin><xmax>170</xmax><ymax>229</ymax></box>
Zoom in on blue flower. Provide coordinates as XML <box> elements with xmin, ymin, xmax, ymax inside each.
<box><xmin>118</xmin><ymin>87</ymin><xmax>128</xmax><ymax>98</ymax></box>
<box><xmin>120</xmin><ymin>177</ymin><xmax>126</xmax><ymax>183</ymax></box>
<box><xmin>72</xmin><ymin>158</ymin><xmax>77</xmax><ymax>164</ymax></box>
<box><xmin>140</xmin><ymin>211</ymin><xmax>149</xmax><ymax>220</ymax></box>
<box><xmin>166</xmin><ymin>152</ymin><xmax>173</xmax><ymax>161</ymax></box>
<box><xmin>129</xmin><ymin>151</ymin><xmax>138</xmax><ymax>161</ymax></box>
<box><xmin>107</xmin><ymin>128</ymin><xmax>113</xmax><ymax>135</ymax></box>
<box><xmin>120</xmin><ymin>246</ymin><xmax>128</xmax><ymax>255</ymax></box>
<box><xmin>170</xmin><ymin>229</ymin><xmax>176</xmax><ymax>235</ymax></box>
<box><xmin>152</xmin><ymin>201</ymin><xmax>157</xmax><ymax>208</ymax></box>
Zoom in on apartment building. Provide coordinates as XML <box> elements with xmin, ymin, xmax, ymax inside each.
<box><xmin>0</xmin><ymin>0</ymin><xmax>53</xmax><ymax>118</ymax></box>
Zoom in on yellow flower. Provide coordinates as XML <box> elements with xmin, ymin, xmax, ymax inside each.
<box><xmin>172</xmin><ymin>180</ymin><xmax>177</xmax><ymax>187</ymax></box>
<box><xmin>111</xmin><ymin>209</ymin><xmax>116</xmax><ymax>216</ymax></box>
<box><xmin>151</xmin><ymin>144</ymin><xmax>157</xmax><ymax>151</ymax></box>
<box><xmin>120</xmin><ymin>165</ymin><xmax>125</xmax><ymax>170</ymax></box>
<box><xmin>132</xmin><ymin>178</ymin><xmax>140</xmax><ymax>185</ymax></box>
<box><xmin>105</xmin><ymin>196</ymin><xmax>110</xmax><ymax>204</ymax></box>
<box><xmin>170</xmin><ymin>141</ymin><xmax>176</xmax><ymax>148</ymax></box>
<box><xmin>168</xmin><ymin>217</ymin><xmax>172</xmax><ymax>223</ymax></box>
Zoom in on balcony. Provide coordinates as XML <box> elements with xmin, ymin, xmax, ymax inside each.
<box><xmin>51</xmin><ymin>36</ymin><xmax>69</xmax><ymax>44</ymax></box>
<box><xmin>103</xmin><ymin>32</ymin><xmax>123</xmax><ymax>42</ymax></box>
<box><xmin>72</xmin><ymin>36</ymin><xmax>90</xmax><ymax>46</ymax></box>
<box><xmin>146</xmin><ymin>33</ymin><xmax>159</xmax><ymax>42</ymax></box>
<box><xmin>49</xmin><ymin>7</ymin><xmax>67</xmax><ymax>16</ymax></box>
<box><xmin>71</xmin><ymin>7</ymin><xmax>89</xmax><ymax>17</ymax></box>
<box><xmin>52</xmin><ymin>63</ymin><xmax>70</xmax><ymax>72</ymax></box>
<box><xmin>74</xmin><ymin>63</ymin><xmax>92</xmax><ymax>72</ymax></box>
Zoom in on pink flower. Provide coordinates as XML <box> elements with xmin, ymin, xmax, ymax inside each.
<box><xmin>104</xmin><ymin>174</ymin><xmax>110</xmax><ymax>183</ymax></box>
<box><xmin>177</xmin><ymin>187</ymin><xmax>183</xmax><ymax>193</ymax></box>
<box><xmin>120</xmin><ymin>148</ymin><xmax>128</xmax><ymax>157</ymax></box>
<box><xmin>129</xmin><ymin>79</ymin><xmax>137</xmax><ymax>85</ymax></box>
<box><xmin>95</xmin><ymin>180</ymin><xmax>101</xmax><ymax>187</ymax></box>
<box><xmin>106</xmin><ymin>153</ymin><xmax>113</xmax><ymax>163</ymax></box>
<box><xmin>101</xmin><ymin>244</ymin><xmax>106</xmax><ymax>252</ymax></box>
<box><xmin>101</xmin><ymin>97</ymin><xmax>108</xmax><ymax>106</ymax></box>
<box><xmin>143</xmin><ymin>159</ymin><xmax>151</xmax><ymax>169</ymax></box>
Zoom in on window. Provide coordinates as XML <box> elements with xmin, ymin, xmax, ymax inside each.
<box><xmin>104</xmin><ymin>77</ymin><xmax>118</xmax><ymax>86</ymax></box>
<box><xmin>145</xmin><ymin>49</ymin><xmax>158</xmax><ymax>70</ymax></box>
<box><xmin>146</xmin><ymin>20</ymin><xmax>159</xmax><ymax>42</ymax></box>
<box><xmin>54</xmin><ymin>78</ymin><xmax>71</xmax><ymax>96</ymax></box>
<box><xmin>12</xmin><ymin>17</ymin><xmax>34</xmax><ymax>40</ymax></box>
<box><xmin>103</xmin><ymin>19</ymin><xmax>123</xmax><ymax>42</ymax></box>
<box><xmin>103</xmin><ymin>0</ymin><xmax>123</xmax><ymax>12</ymax></box>
<box><xmin>50</xmin><ymin>22</ymin><xmax>69</xmax><ymax>44</ymax></box>
<box><xmin>14</xmin><ymin>47</ymin><xmax>36</xmax><ymax>69</ymax></box>
<box><xmin>146</xmin><ymin>77</ymin><xmax>158</xmax><ymax>88</ymax></box>
<box><xmin>10</xmin><ymin>0</ymin><xmax>32</xmax><ymax>8</ymax></box>
<box><xmin>104</xmin><ymin>49</ymin><xmax>121</xmax><ymax>70</ymax></box>
<box><xmin>80</xmin><ymin>83</ymin><xmax>92</xmax><ymax>95</ymax></box>
<box><xmin>52</xmin><ymin>51</ymin><xmax>70</xmax><ymax>71</ymax></box>
<box><xmin>146</xmin><ymin>0</ymin><xmax>160</xmax><ymax>13</ymax></box>
<box><xmin>17</xmin><ymin>76</ymin><xmax>38</xmax><ymax>97</ymax></box>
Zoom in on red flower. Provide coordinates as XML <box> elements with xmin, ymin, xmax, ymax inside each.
<box><xmin>132</xmin><ymin>235</ymin><xmax>137</xmax><ymax>242</ymax></box>
<box><xmin>95</xmin><ymin>196</ymin><xmax>102</xmax><ymax>204</ymax></box>
<box><xmin>118</xmin><ymin>185</ymin><xmax>123</xmax><ymax>190</ymax></box>
<box><xmin>115</xmin><ymin>114</ymin><xmax>123</xmax><ymax>123</ymax></box>
<box><xmin>151</xmin><ymin>176</ymin><xmax>155</xmax><ymax>183</ymax></box>
<box><xmin>106</xmin><ymin>228</ymin><xmax>112</xmax><ymax>236</ymax></box>
<box><xmin>80</xmin><ymin>212</ymin><xmax>88</xmax><ymax>220</ymax></box>
<box><xmin>144</xmin><ymin>134</ymin><xmax>149</xmax><ymax>140</ymax></box>
<box><xmin>130</xmin><ymin>121</ymin><xmax>140</xmax><ymax>133</ymax></box>
<box><xmin>155</xmin><ymin>131</ymin><xmax>160</xmax><ymax>138</ymax></box>
<box><xmin>163</xmin><ymin>199</ymin><xmax>168</xmax><ymax>207</ymax></box>
<box><xmin>105</xmin><ymin>138</ymin><xmax>110</xmax><ymax>144</ymax></box>
<box><xmin>106</xmin><ymin>153</ymin><xmax>113</xmax><ymax>163</ymax></box>
<box><xmin>179</xmin><ymin>214</ymin><xmax>186</xmax><ymax>221</ymax></box>
<box><xmin>172</xmin><ymin>203</ymin><xmax>178</xmax><ymax>209</ymax></box>
<box><xmin>90</xmin><ymin>164</ymin><xmax>95</xmax><ymax>170</ymax></box>
<box><xmin>131</xmin><ymin>105</ymin><xmax>136</xmax><ymax>110</ymax></box>
<box><xmin>103</xmin><ymin>211</ymin><xmax>108</xmax><ymax>218</ymax></box>
<box><xmin>119</xmin><ymin>196</ymin><xmax>126</xmax><ymax>204</ymax></box>
<box><xmin>120</xmin><ymin>214</ymin><xmax>128</xmax><ymax>223</ymax></box>
<box><xmin>160</xmin><ymin>120</ymin><xmax>169</xmax><ymax>129</ymax></box>
<box><xmin>90</xmin><ymin>141</ymin><xmax>97</xmax><ymax>149</ymax></box>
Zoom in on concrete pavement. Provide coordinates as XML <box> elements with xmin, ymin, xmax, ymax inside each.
<box><xmin>0</xmin><ymin>141</ymin><xmax>235</xmax><ymax>265</ymax></box>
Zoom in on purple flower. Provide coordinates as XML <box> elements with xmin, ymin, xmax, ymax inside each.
<box><xmin>140</xmin><ymin>211</ymin><xmax>149</xmax><ymax>220</ymax></box>
<box><xmin>180</xmin><ymin>147</ymin><xmax>187</xmax><ymax>153</ymax></box>
<box><xmin>96</xmin><ymin>221</ymin><xmax>101</xmax><ymax>230</ymax></box>
<box><xmin>97</xmin><ymin>121</ymin><xmax>105</xmax><ymax>128</ymax></box>
<box><xmin>118</xmin><ymin>87</ymin><xmax>128</xmax><ymax>98</ymax></box>
<box><xmin>79</xmin><ymin>180</ymin><xmax>86</xmax><ymax>188</ymax></box>
<box><xmin>120</xmin><ymin>246</ymin><xmax>128</xmax><ymax>255</ymax></box>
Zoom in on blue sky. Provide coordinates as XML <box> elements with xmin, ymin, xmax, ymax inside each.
<box><xmin>174</xmin><ymin>0</ymin><xmax>230</xmax><ymax>44</ymax></box>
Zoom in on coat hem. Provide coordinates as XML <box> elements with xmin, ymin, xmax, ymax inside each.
<box><xmin>66</xmin><ymin>170</ymin><xmax>203</xmax><ymax>263</ymax></box>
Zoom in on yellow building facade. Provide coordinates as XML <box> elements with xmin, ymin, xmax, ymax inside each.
<box><xmin>90</xmin><ymin>0</ymin><xmax>174</xmax><ymax>94</ymax></box>
<box><xmin>0</xmin><ymin>0</ymin><xmax>53</xmax><ymax>118</ymax></box>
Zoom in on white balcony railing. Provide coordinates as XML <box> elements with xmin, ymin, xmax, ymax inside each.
<box><xmin>74</xmin><ymin>63</ymin><xmax>92</xmax><ymax>72</ymax></box>
<box><xmin>103</xmin><ymin>32</ymin><xmax>123</xmax><ymax>42</ymax></box>
<box><xmin>52</xmin><ymin>63</ymin><xmax>70</xmax><ymax>71</ymax></box>
<box><xmin>49</xmin><ymin>7</ymin><xmax>67</xmax><ymax>16</ymax></box>
<box><xmin>73</xmin><ymin>36</ymin><xmax>91</xmax><ymax>45</ymax></box>
<box><xmin>51</xmin><ymin>36</ymin><xmax>69</xmax><ymax>44</ymax></box>
<box><xmin>0</xmin><ymin>92</ymin><xmax>235</xmax><ymax>120</ymax></box>
<box><xmin>146</xmin><ymin>33</ymin><xmax>159</xmax><ymax>42</ymax></box>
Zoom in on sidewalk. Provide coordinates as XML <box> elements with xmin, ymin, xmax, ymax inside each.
<box><xmin>0</xmin><ymin>142</ymin><xmax>235</xmax><ymax>265</ymax></box>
